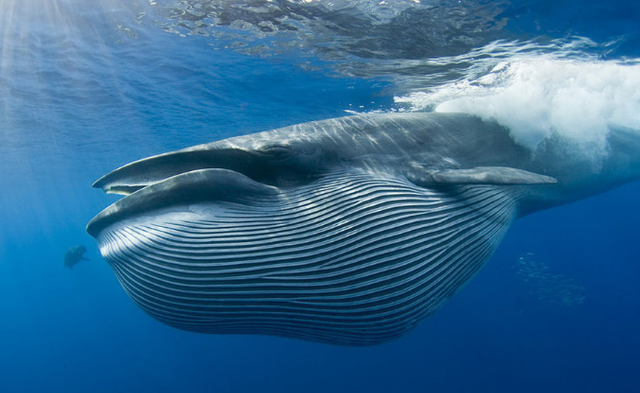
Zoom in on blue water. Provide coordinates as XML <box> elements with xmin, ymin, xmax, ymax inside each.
<box><xmin>1</xmin><ymin>1</ymin><xmax>639</xmax><ymax>392</ymax></box>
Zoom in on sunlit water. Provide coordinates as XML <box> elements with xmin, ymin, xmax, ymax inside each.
<box><xmin>1</xmin><ymin>1</ymin><xmax>639</xmax><ymax>392</ymax></box>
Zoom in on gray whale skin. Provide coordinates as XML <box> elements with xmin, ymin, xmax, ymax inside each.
<box><xmin>87</xmin><ymin>112</ymin><xmax>640</xmax><ymax>346</ymax></box>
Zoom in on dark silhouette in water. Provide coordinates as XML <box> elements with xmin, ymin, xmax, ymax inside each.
<box><xmin>64</xmin><ymin>245</ymin><xmax>89</xmax><ymax>269</ymax></box>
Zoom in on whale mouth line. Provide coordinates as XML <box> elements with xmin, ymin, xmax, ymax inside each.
<box><xmin>92</xmin><ymin>152</ymin><xmax>263</xmax><ymax>196</ymax></box>
<box><xmin>88</xmin><ymin>157</ymin><xmax>558</xmax><ymax>240</ymax></box>
<box><xmin>91</xmin><ymin>141</ymin><xmax>323</xmax><ymax>197</ymax></box>
<box><xmin>103</xmin><ymin>184</ymin><xmax>146</xmax><ymax>196</ymax></box>
<box><xmin>86</xmin><ymin>167</ymin><xmax>282</xmax><ymax>238</ymax></box>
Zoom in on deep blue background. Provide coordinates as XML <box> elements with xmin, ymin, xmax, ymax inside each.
<box><xmin>1</xmin><ymin>1</ymin><xmax>639</xmax><ymax>392</ymax></box>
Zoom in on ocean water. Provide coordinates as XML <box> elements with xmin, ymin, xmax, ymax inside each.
<box><xmin>1</xmin><ymin>1</ymin><xmax>639</xmax><ymax>392</ymax></box>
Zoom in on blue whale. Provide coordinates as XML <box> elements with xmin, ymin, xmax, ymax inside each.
<box><xmin>87</xmin><ymin>112</ymin><xmax>640</xmax><ymax>345</ymax></box>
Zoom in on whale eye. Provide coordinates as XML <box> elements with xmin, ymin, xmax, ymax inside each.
<box><xmin>259</xmin><ymin>144</ymin><xmax>293</xmax><ymax>160</ymax></box>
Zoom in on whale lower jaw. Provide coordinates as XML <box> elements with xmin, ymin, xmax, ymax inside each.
<box><xmin>95</xmin><ymin>170</ymin><xmax>516</xmax><ymax>346</ymax></box>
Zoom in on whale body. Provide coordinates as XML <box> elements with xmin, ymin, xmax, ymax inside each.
<box><xmin>87</xmin><ymin>112</ymin><xmax>640</xmax><ymax>345</ymax></box>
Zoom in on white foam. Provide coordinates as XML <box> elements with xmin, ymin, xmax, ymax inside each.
<box><xmin>396</xmin><ymin>58</ymin><xmax>640</xmax><ymax>158</ymax></box>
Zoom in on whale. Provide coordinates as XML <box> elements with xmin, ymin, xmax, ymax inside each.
<box><xmin>87</xmin><ymin>112</ymin><xmax>640</xmax><ymax>345</ymax></box>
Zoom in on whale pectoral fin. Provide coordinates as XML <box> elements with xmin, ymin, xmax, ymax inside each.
<box><xmin>86</xmin><ymin>168</ymin><xmax>279</xmax><ymax>237</ymax></box>
<box><xmin>407</xmin><ymin>166</ymin><xmax>557</xmax><ymax>186</ymax></box>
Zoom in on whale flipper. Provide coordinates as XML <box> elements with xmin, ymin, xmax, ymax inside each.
<box><xmin>407</xmin><ymin>166</ymin><xmax>557</xmax><ymax>186</ymax></box>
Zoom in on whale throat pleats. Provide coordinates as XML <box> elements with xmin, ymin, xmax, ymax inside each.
<box><xmin>95</xmin><ymin>170</ymin><xmax>517</xmax><ymax>346</ymax></box>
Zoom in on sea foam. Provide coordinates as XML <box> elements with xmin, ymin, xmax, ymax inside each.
<box><xmin>397</xmin><ymin>59</ymin><xmax>640</xmax><ymax>159</ymax></box>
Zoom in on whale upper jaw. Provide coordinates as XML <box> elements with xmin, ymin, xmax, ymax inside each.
<box><xmin>91</xmin><ymin>142</ymin><xmax>323</xmax><ymax>196</ymax></box>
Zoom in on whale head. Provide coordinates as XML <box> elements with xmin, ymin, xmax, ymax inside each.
<box><xmin>87</xmin><ymin>112</ymin><xmax>640</xmax><ymax>345</ymax></box>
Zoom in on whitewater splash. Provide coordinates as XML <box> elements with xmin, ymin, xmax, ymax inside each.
<box><xmin>397</xmin><ymin>57</ymin><xmax>640</xmax><ymax>161</ymax></box>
